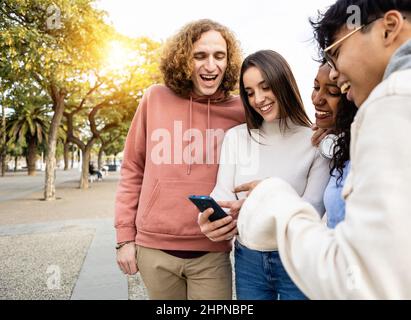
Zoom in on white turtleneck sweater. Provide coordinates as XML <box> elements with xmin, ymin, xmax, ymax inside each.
<box><xmin>211</xmin><ymin>120</ymin><xmax>330</xmax><ymax>251</ymax></box>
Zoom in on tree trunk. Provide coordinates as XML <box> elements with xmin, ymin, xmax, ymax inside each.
<box><xmin>98</xmin><ymin>147</ymin><xmax>104</xmax><ymax>170</ymax></box>
<box><xmin>63</xmin><ymin>141</ymin><xmax>69</xmax><ymax>171</ymax></box>
<box><xmin>1</xmin><ymin>104</ymin><xmax>6</xmax><ymax>177</ymax></box>
<box><xmin>27</xmin><ymin>136</ymin><xmax>37</xmax><ymax>176</ymax></box>
<box><xmin>14</xmin><ymin>156</ymin><xmax>18</xmax><ymax>172</ymax></box>
<box><xmin>71</xmin><ymin>145</ymin><xmax>75</xmax><ymax>169</ymax></box>
<box><xmin>44</xmin><ymin>87</ymin><xmax>66</xmax><ymax>201</ymax></box>
<box><xmin>80</xmin><ymin>148</ymin><xmax>91</xmax><ymax>189</ymax></box>
<box><xmin>1</xmin><ymin>154</ymin><xmax>6</xmax><ymax>176</ymax></box>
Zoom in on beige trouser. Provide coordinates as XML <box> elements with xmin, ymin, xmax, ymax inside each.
<box><xmin>136</xmin><ymin>246</ymin><xmax>232</xmax><ymax>300</ymax></box>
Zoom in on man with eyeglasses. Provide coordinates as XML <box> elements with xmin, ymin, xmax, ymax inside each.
<box><xmin>320</xmin><ymin>10</ymin><xmax>409</xmax><ymax>108</ymax></box>
<box><xmin>285</xmin><ymin>0</ymin><xmax>411</xmax><ymax>299</ymax></box>
<box><xmin>222</xmin><ymin>0</ymin><xmax>411</xmax><ymax>299</ymax></box>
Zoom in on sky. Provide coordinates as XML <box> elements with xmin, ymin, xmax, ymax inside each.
<box><xmin>96</xmin><ymin>0</ymin><xmax>336</xmax><ymax>119</ymax></box>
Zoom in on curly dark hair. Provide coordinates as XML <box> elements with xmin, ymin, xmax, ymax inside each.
<box><xmin>330</xmin><ymin>94</ymin><xmax>357</xmax><ymax>184</ymax></box>
<box><xmin>159</xmin><ymin>19</ymin><xmax>242</xmax><ymax>98</ymax></box>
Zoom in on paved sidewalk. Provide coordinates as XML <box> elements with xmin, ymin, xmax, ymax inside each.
<box><xmin>70</xmin><ymin>218</ymin><xmax>128</xmax><ymax>300</ymax></box>
<box><xmin>0</xmin><ymin>171</ymin><xmax>147</xmax><ymax>300</ymax></box>
<box><xmin>0</xmin><ymin>169</ymin><xmax>81</xmax><ymax>202</ymax></box>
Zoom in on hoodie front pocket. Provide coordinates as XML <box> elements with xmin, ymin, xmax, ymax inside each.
<box><xmin>140</xmin><ymin>180</ymin><xmax>215</xmax><ymax>236</ymax></box>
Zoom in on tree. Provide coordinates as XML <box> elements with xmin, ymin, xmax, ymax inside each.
<box><xmin>0</xmin><ymin>0</ymin><xmax>113</xmax><ymax>199</ymax></box>
<box><xmin>0</xmin><ymin>1</ymin><xmax>162</xmax><ymax>193</ymax></box>
<box><xmin>64</xmin><ymin>36</ymin><xmax>162</xmax><ymax>189</ymax></box>
<box><xmin>7</xmin><ymin>103</ymin><xmax>49</xmax><ymax>176</ymax></box>
<box><xmin>2</xmin><ymin>81</ymin><xmax>50</xmax><ymax>176</ymax></box>
<box><xmin>0</xmin><ymin>78</ymin><xmax>13</xmax><ymax>176</ymax></box>
<box><xmin>98</xmin><ymin>127</ymin><xmax>127</xmax><ymax>170</ymax></box>
<box><xmin>6</xmin><ymin>141</ymin><xmax>24</xmax><ymax>172</ymax></box>
<box><xmin>0</xmin><ymin>97</ymin><xmax>6</xmax><ymax>176</ymax></box>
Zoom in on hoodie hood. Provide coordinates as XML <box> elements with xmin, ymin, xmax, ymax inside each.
<box><xmin>384</xmin><ymin>39</ymin><xmax>411</xmax><ymax>80</ymax></box>
<box><xmin>189</xmin><ymin>88</ymin><xmax>233</xmax><ymax>104</ymax></box>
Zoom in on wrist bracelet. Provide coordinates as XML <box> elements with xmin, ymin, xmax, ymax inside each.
<box><xmin>116</xmin><ymin>241</ymin><xmax>134</xmax><ymax>250</ymax></box>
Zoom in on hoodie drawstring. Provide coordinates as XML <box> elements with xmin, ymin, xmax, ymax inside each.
<box><xmin>187</xmin><ymin>97</ymin><xmax>193</xmax><ymax>175</ymax></box>
<box><xmin>207</xmin><ymin>99</ymin><xmax>211</xmax><ymax>168</ymax></box>
<box><xmin>187</xmin><ymin>97</ymin><xmax>211</xmax><ymax>175</ymax></box>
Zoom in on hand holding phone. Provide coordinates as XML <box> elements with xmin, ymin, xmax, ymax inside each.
<box><xmin>188</xmin><ymin>195</ymin><xmax>228</xmax><ymax>222</ymax></box>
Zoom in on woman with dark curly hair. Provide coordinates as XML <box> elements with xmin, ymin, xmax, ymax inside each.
<box><xmin>114</xmin><ymin>19</ymin><xmax>245</xmax><ymax>300</ymax></box>
<box><xmin>312</xmin><ymin>62</ymin><xmax>357</xmax><ymax>228</ymax></box>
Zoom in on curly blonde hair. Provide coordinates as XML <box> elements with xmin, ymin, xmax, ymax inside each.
<box><xmin>160</xmin><ymin>19</ymin><xmax>242</xmax><ymax>98</ymax></box>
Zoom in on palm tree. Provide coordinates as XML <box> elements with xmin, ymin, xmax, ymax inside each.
<box><xmin>6</xmin><ymin>141</ymin><xmax>24</xmax><ymax>172</ymax></box>
<box><xmin>7</xmin><ymin>104</ymin><xmax>49</xmax><ymax>176</ymax></box>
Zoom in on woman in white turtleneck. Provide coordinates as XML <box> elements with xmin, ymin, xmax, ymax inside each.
<box><xmin>199</xmin><ymin>50</ymin><xmax>330</xmax><ymax>300</ymax></box>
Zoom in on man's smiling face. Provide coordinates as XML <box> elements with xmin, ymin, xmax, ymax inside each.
<box><xmin>327</xmin><ymin>21</ymin><xmax>389</xmax><ymax>107</ymax></box>
<box><xmin>191</xmin><ymin>30</ymin><xmax>228</xmax><ymax>97</ymax></box>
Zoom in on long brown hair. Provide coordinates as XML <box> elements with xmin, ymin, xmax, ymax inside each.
<box><xmin>239</xmin><ymin>50</ymin><xmax>311</xmax><ymax>135</ymax></box>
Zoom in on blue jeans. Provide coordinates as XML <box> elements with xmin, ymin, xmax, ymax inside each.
<box><xmin>234</xmin><ymin>241</ymin><xmax>308</xmax><ymax>300</ymax></box>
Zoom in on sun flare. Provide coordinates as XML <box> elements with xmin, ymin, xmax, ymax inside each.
<box><xmin>105</xmin><ymin>40</ymin><xmax>133</xmax><ymax>72</ymax></box>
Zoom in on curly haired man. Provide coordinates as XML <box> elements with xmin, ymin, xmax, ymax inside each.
<box><xmin>114</xmin><ymin>19</ymin><xmax>245</xmax><ymax>300</ymax></box>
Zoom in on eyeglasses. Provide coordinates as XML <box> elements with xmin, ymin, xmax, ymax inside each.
<box><xmin>323</xmin><ymin>17</ymin><xmax>382</xmax><ymax>71</ymax></box>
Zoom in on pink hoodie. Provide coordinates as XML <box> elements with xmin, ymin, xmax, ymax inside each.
<box><xmin>114</xmin><ymin>84</ymin><xmax>245</xmax><ymax>252</ymax></box>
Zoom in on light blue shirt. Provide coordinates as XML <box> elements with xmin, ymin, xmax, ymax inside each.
<box><xmin>323</xmin><ymin>161</ymin><xmax>351</xmax><ymax>229</ymax></box>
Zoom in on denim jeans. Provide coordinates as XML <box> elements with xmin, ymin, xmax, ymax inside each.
<box><xmin>234</xmin><ymin>241</ymin><xmax>308</xmax><ymax>300</ymax></box>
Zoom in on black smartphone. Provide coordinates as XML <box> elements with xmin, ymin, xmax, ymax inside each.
<box><xmin>188</xmin><ymin>195</ymin><xmax>228</xmax><ymax>222</ymax></box>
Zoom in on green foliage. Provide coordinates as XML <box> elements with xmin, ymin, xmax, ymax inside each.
<box><xmin>5</xmin><ymin>85</ymin><xmax>50</xmax><ymax>153</ymax></box>
<box><xmin>7</xmin><ymin>140</ymin><xmax>24</xmax><ymax>158</ymax></box>
<box><xmin>0</xmin><ymin>0</ymin><xmax>112</xmax><ymax>86</ymax></box>
<box><xmin>64</xmin><ymin>35</ymin><xmax>162</xmax><ymax>150</ymax></box>
<box><xmin>1</xmin><ymin>0</ymin><xmax>163</xmax><ymax>162</ymax></box>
